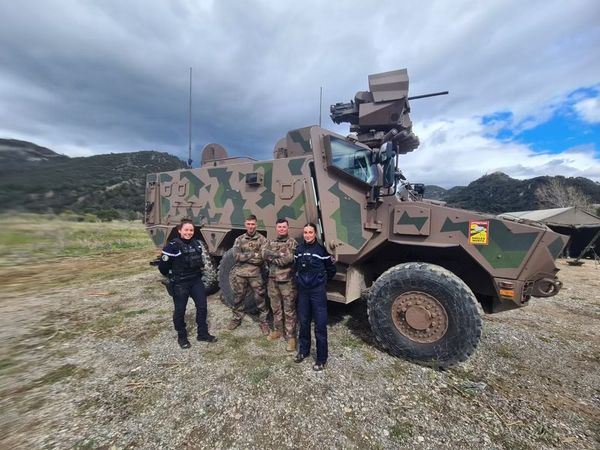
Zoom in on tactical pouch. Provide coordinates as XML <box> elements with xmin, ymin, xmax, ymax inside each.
<box><xmin>160</xmin><ymin>278</ymin><xmax>175</xmax><ymax>297</ymax></box>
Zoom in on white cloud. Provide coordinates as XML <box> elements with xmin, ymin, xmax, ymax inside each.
<box><xmin>405</xmin><ymin>118</ymin><xmax>600</xmax><ymax>188</ymax></box>
<box><xmin>574</xmin><ymin>97</ymin><xmax>600</xmax><ymax>124</ymax></box>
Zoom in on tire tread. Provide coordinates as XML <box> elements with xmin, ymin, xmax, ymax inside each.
<box><xmin>367</xmin><ymin>262</ymin><xmax>481</xmax><ymax>368</ymax></box>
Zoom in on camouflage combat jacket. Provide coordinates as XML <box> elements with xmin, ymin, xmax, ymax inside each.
<box><xmin>262</xmin><ymin>235</ymin><xmax>297</xmax><ymax>282</ymax></box>
<box><xmin>233</xmin><ymin>232</ymin><xmax>267</xmax><ymax>277</ymax></box>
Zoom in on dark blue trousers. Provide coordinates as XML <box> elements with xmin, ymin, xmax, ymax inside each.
<box><xmin>172</xmin><ymin>277</ymin><xmax>208</xmax><ymax>338</ymax></box>
<box><xmin>297</xmin><ymin>284</ymin><xmax>328</xmax><ymax>364</ymax></box>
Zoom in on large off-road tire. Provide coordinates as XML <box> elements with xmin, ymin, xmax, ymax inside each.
<box><xmin>367</xmin><ymin>262</ymin><xmax>482</xmax><ymax>368</ymax></box>
<box><xmin>198</xmin><ymin>241</ymin><xmax>219</xmax><ymax>295</ymax></box>
<box><xmin>217</xmin><ymin>248</ymin><xmax>259</xmax><ymax>314</ymax></box>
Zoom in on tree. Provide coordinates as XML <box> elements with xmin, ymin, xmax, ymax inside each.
<box><xmin>535</xmin><ymin>178</ymin><xmax>594</xmax><ymax>212</ymax></box>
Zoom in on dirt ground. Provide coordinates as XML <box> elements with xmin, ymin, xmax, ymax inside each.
<box><xmin>1</xmin><ymin>249</ymin><xmax>599</xmax><ymax>449</ymax></box>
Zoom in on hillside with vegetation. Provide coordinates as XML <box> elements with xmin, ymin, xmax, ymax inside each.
<box><xmin>0</xmin><ymin>139</ymin><xmax>187</xmax><ymax>219</ymax></box>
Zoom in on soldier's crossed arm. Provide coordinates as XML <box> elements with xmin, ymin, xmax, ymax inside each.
<box><xmin>233</xmin><ymin>238</ymin><xmax>249</xmax><ymax>263</ymax></box>
<box><xmin>274</xmin><ymin>239</ymin><xmax>296</xmax><ymax>266</ymax></box>
<box><xmin>261</xmin><ymin>241</ymin><xmax>275</xmax><ymax>262</ymax></box>
<box><xmin>247</xmin><ymin>244</ymin><xmax>264</xmax><ymax>265</ymax></box>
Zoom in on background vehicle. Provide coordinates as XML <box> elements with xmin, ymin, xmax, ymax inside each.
<box><xmin>145</xmin><ymin>69</ymin><xmax>568</xmax><ymax>367</ymax></box>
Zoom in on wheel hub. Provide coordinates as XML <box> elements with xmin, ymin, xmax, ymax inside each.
<box><xmin>391</xmin><ymin>291</ymin><xmax>448</xmax><ymax>343</ymax></box>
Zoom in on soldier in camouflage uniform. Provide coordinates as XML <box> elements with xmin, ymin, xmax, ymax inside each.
<box><xmin>262</xmin><ymin>218</ymin><xmax>298</xmax><ymax>352</ymax></box>
<box><xmin>227</xmin><ymin>214</ymin><xmax>270</xmax><ymax>334</ymax></box>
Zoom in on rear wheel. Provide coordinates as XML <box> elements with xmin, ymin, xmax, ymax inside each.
<box><xmin>217</xmin><ymin>249</ymin><xmax>259</xmax><ymax>314</ymax></box>
<box><xmin>367</xmin><ymin>262</ymin><xmax>481</xmax><ymax>368</ymax></box>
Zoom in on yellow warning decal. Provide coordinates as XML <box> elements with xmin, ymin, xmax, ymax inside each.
<box><xmin>469</xmin><ymin>220</ymin><xmax>489</xmax><ymax>245</ymax></box>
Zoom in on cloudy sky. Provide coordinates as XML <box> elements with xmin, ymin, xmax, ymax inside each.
<box><xmin>0</xmin><ymin>0</ymin><xmax>599</xmax><ymax>187</ymax></box>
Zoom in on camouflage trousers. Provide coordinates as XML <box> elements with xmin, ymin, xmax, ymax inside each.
<box><xmin>267</xmin><ymin>279</ymin><xmax>297</xmax><ymax>339</ymax></box>
<box><xmin>231</xmin><ymin>274</ymin><xmax>268</xmax><ymax>324</ymax></box>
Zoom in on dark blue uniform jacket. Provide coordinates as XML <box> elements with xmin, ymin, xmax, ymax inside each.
<box><xmin>158</xmin><ymin>238</ymin><xmax>204</xmax><ymax>283</ymax></box>
<box><xmin>294</xmin><ymin>240</ymin><xmax>336</xmax><ymax>289</ymax></box>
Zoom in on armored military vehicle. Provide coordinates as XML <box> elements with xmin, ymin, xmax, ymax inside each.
<box><xmin>145</xmin><ymin>69</ymin><xmax>568</xmax><ymax>367</ymax></box>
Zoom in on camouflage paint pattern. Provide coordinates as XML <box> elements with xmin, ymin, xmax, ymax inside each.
<box><xmin>475</xmin><ymin>220</ymin><xmax>539</xmax><ymax>269</ymax></box>
<box><xmin>180</xmin><ymin>171</ymin><xmax>205</xmax><ymax>201</ymax></box>
<box><xmin>145</xmin><ymin>123</ymin><xmax>566</xmax><ymax>309</ymax></box>
<box><xmin>144</xmin><ymin>149</ymin><xmax>313</xmax><ymax>256</ymax></box>
<box><xmin>438</xmin><ymin>217</ymin><xmax>541</xmax><ymax>269</ymax></box>
<box><xmin>386</xmin><ymin>204</ymin><xmax>556</xmax><ymax>281</ymax></box>
<box><xmin>288</xmin><ymin>158</ymin><xmax>305</xmax><ymax>176</ymax></box>
<box><xmin>149</xmin><ymin>227</ymin><xmax>166</xmax><ymax>247</ymax></box>
<box><xmin>328</xmin><ymin>182</ymin><xmax>367</xmax><ymax>249</ymax></box>
<box><xmin>277</xmin><ymin>190</ymin><xmax>306</xmax><ymax>220</ymax></box>
<box><xmin>309</xmin><ymin>128</ymin><xmax>371</xmax><ymax>256</ymax></box>
<box><xmin>393</xmin><ymin>206</ymin><xmax>430</xmax><ymax>235</ymax></box>
<box><xmin>253</xmin><ymin>162</ymin><xmax>275</xmax><ymax>209</ymax></box>
<box><xmin>287</xmin><ymin>129</ymin><xmax>313</xmax><ymax>155</ymax></box>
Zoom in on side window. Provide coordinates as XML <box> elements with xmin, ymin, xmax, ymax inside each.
<box><xmin>327</xmin><ymin>137</ymin><xmax>374</xmax><ymax>185</ymax></box>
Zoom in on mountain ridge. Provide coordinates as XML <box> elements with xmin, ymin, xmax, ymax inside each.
<box><xmin>425</xmin><ymin>172</ymin><xmax>600</xmax><ymax>214</ymax></box>
<box><xmin>0</xmin><ymin>139</ymin><xmax>187</xmax><ymax>217</ymax></box>
<box><xmin>1</xmin><ymin>138</ymin><xmax>598</xmax><ymax>217</ymax></box>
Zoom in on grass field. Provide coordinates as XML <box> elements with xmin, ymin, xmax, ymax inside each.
<box><xmin>0</xmin><ymin>213</ymin><xmax>157</xmax><ymax>294</ymax></box>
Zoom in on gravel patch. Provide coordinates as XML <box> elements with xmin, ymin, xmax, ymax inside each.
<box><xmin>1</xmin><ymin>259</ymin><xmax>599</xmax><ymax>449</ymax></box>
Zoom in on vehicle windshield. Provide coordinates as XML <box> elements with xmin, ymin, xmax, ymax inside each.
<box><xmin>329</xmin><ymin>137</ymin><xmax>376</xmax><ymax>184</ymax></box>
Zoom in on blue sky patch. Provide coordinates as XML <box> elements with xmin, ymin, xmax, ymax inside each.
<box><xmin>482</xmin><ymin>87</ymin><xmax>600</xmax><ymax>156</ymax></box>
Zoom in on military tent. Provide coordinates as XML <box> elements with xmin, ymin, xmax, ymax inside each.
<box><xmin>498</xmin><ymin>206</ymin><xmax>600</xmax><ymax>259</ymax></box>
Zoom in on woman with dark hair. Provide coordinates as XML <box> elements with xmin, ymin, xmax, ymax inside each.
<box><xmin>293</xmin><ymin>223</ymin><xmax>336</xmax><ymax>370</ymax></box>
<box><xmin>158</xmin><ymin>218</ymin><xmax>217</xmax><ymax>349</ymax></box>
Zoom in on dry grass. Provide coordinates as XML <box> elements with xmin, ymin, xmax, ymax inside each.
<box><xmin>0</xmin><ymin>213</ymin><xmax>157</xmax><ymax>294</ymax></box>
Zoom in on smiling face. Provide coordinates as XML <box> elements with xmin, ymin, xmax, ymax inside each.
<box><xmin>276</xmin><ymin>221</ymin><xmax>289</xmax><ymax>237</ymax></box>
<box><xmin>245</xmin><ymin>219</ymin><xmax>257</xmax><ymax>235</ymax></box>
<box><xmin>178</xmin><ymin>223</ymin><xmax>195</xmax><ymax>240</ymax></box>
<box><xmin>303</xmin><ymin>225</ymin><xmax>316</xmax><ymax>244</ymax></box>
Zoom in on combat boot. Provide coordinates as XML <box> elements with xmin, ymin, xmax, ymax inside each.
<box><xmin>294</xmin><ymin>352</ymin><xmax>309</xmax><ymax>363</ymax></box>
<box><xmin>286</xmin><ymin>338</ymin><xmax>296</xmax><ymax>352</ymax></box>
<box><xmin>197</xmin><ymin>333</ymin><xmax>218</xmax><ymax>343</ymax></box>
<box><xmin>226</xmin><ymin>319</ymin><xmax>241</xmax><ymax>331</ymax></box>
<box><xmin>267</xmin><ymin>330</ymin><xmax>282</xmax><ymax>341</ymax></box>
<box><xmin>177</xmin><ymin>336</ymin><xmax>191</xmax><ymax>349</ymax></box>
<box><xmin>259</xmin><ymin>323</ymin><xmax>270</xmax><ymax>336</ymax></box>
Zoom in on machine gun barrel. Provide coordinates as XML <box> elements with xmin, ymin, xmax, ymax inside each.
<box><xmin>407</xmin><ymin>91</ymin><xmax>449</xmax><ymax>101</ymax></box>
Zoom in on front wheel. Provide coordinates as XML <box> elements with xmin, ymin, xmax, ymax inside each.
<box><xmin>367</xmin><ymin>262</ymin><xmax>482</xmax><ymax>368</ymax></box>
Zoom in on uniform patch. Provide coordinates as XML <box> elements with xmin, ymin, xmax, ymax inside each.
<box><xmin>162</xmin><ymin>255</ymin><xmax>169</xmax><ymax>261</ymax></box>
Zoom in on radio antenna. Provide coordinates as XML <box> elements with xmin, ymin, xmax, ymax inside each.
<box><xmin>187</xmin><ymin>67</ymin><xmax>193</xmax><ymax>168</ymax></box>
<box><xmin>319</xmin><ymin>86</ymin><xmax>323</xmax><ymax>127</ymax></box>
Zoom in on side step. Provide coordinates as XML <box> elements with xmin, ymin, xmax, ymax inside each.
<box><xmin>326</xmin><ymin>291</ymin><xmax>348</xmax><ymax>304</ymax></box>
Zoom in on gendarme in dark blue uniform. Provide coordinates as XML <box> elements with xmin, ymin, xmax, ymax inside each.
<box><xmin>294</xmin><ymin>229</ymin><xmax>336</xmax><ymax>370</ymax></box>
<box><xmin>158</xmin><ymin>227</ymin><xmax>216</xmax><ymax>348</ymax></box>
